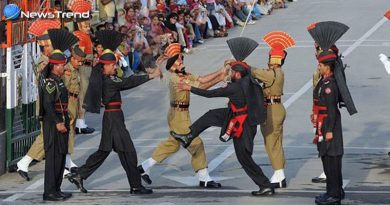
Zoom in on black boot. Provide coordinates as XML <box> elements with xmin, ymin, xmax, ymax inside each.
<box><xmin>199</xmin><ymin>181</ymin><xmax>222</xmax><ymax>188</ymax></box>
<box><xmin>251</xmin><ymin>187</ymin><xmax>275</xmax><ymax>196</ymax></box>
<box><xmin>137</xmin><ymin>165</ymin><xmax>152</xmax><ymax>184</ymax></box>
<box><xmin>57</xmin><ymin>191</ymin><xmax>72</xmax><ymax>199</ymax></box>
<box><xmin>271</xmin><ymin>178</ymin><xmax>287</xmax><ymax>188</ymax></box>
<box><xmin>315</xmin><ymin>195</ymin><xmax>341</xmax><ymax>205</ymax></box>
<box><xmin>170</xmin><ymin>131</ymin><xmax>196</xmax><ymax>148</ymax></box>
<box><xmin>43</xmin><ymin>193</ymin><xmax>66</xmax><ymax>201</ymax></box>
<box><xmin>68</xmin><ymin>173</ymin><xmax>88</xmax><ymax>193</ymax></box>
<box><xmin>130</xmin><ymin>186</ymin><xmax>153</xmax><ymax>194</ymax></box>
<box><xmin>17</xmin><ymin>170</ymin><xmax>30</xmax><ymax>181</ymax></box>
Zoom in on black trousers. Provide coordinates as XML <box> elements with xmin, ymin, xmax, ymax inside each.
<box><xmin>321</xmin><ymin>155</ymin><xmax>343</xmax><ymax>198</ymax></box>
<box><xmin>44</xmin><ymin>144</ymin><xmax>66</xmax><ymax>195</ymax></box>
<box><xmin>191</xmin><ymin>108</ymin><xmax>271</xmax><ymax>188</ymax></box>
<box><xmin>78</xmin><ymin>149</ymin><xmax>142</xmax><ymax>188</ymax></box>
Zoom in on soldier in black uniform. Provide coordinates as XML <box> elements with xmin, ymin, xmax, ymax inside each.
<box><xmin>313</xmin><ymin>51</ymin><xmax>343</xmax><ymax>205</ymax></box>
<box><xmin>171</xmin><ymin>37</ymin><xmax>274</xmax><ymax>196</ymax></box>
<box><xmin>40</xmin><ymin>29</ymin><xmax>79</xmax><ymax>201</ymax></box>
<box><xmin>307</xmin><ymin>21</ymin><xmax>357</xmax><ymax>205</ymax></box>
<box><xmin>68</xmin><ymin>30</ymin><xmax>161</xmax><ymax>194</ymax></box>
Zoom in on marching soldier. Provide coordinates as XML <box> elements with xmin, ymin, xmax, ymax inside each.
<box><xmin>40</xmin><ymin>29</ymin><xmax>79</xmax><ymax>201</ymax></box>
<box><xmin>250</xmin><ymin>31</ymin><xmax>295</xmax><ymax>188</ymax></box>
<box><xmin>137</xmin><ymin>43</ymin><xmax>224</xmax><ymax>188</ymax></box>
<box><xmin>68</xmin><ymin>30</ymin><xmax>160</xmax><ymax>194</ymax></box>
<box><xmin>70</xmin><ymin>0</ymin><xmax>95</xmax><ymax>134</ymax></box>
<box><xmin>171</xmin><ymin>37</ymin><xmax>274</xmax><ymax>196</ymax></box>
<box><xmin>16</xmin><ymin>20</ymin><xmax>60</xmax><ymax>181</ymax></box>
<box><xmin>62</xmin><ymin>45</ymin><xmax>87</xmax><ymax>176</ymax></box>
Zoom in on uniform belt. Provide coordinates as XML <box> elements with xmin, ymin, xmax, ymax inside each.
<box><xmin>265</xmin><ymin>98</ymin><xmax>281</xmax><ymax>105</ymax></box>
<box><xmin>105</xmin><ymin>102</ymin><xmax>122</xmax><ymax>112</ymax></box>
<box><xmin>69</xmin><ymin>92</ymin><xmax>79</xmax><ymax>98</ymax></box>
<box><xmin>55</xmin><ymin>109</ymin><xmax>68</xmax><ymax>113</ymax></box>
<box><xmin>170</xmin><ymin>103</ymin><xmax>190</xmax><ymax>109</ymax></box>
<box><xmin>83</xmin><ymin>61</ymin><xmax>92</xmax><ymax>66</ymax></box>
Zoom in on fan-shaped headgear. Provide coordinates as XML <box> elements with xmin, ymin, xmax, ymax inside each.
<box><xmin>263</xmin><ymin>31</ymin><xmax>295</xmax><ymax>65</ymax></box>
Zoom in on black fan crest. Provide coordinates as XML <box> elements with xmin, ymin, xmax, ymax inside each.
<box><xmin>308</xmin><ymin>21</ymin><xmax>349</xmax><ymax>51</ymax></box>
<box><xmin>47</xmin><ymin>29</ymin><xmax>79</xmax><ymax>52</ymax></box>
<box><xmin>95</xmin><ymin>30</ymin><xmax>122</xmax><ymax>51</ymax></box>
<box><xmin>227</xmin><ymin>37</ymin><xmax>259</xmax><ymax>61</ymax></box>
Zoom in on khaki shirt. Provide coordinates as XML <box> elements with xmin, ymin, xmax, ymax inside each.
<box><xmin>169</xmin><ymin>73</ymin><xmax>200</xmax><ymax>104</ymax></box>
<box><xmin>36</xmin><ymin>55</ymin><xmax>49</xmax><ymax>80</ymax></box>
<box><xmin>62</xmin><ymin>63</ymin><xmax>80</xmax><ymax>95</ymax></box>
<box><xmin>252</xmin><ymin>67</ymin><xmax>284</xmax><ymax>98</ymax></box>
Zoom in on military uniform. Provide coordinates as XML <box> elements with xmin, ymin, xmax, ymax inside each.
<box><xmin>69</xmin><ymin>30</ymin><xmax>153</xmax><ymax>194</ymax></box>
<box><xmin>76</xmin><ymin>74</ymin><xmax>150</xmax><ymax>190</ymax></box>
<box><xmin>42</xmin><ymin>72</ymin><xmax>70</xmax><ymax>197</ymax></box>
<box><xmin>62</xmin><ymin>63</ymin><xmax>81</xmax><ymax>154</ymax></box>
<box><xmin>73</xmin><ymin>30</ymin><xmax>95</xmax><ymax>134</ymax></box>
<box><xmin>151</xmin><ymin>73</ymin><xmax>208</xmax><ymax>171</ymax></box>
<box><xmin>171</xmin><ymin>37</ymin><xmax>274</xmax><ymax>196</ymax></box>
<box><xmin>314</xmin><ymin>75</ymin><xmax>343</xmax><ymax>201</ymax></box>
<box><xmin>252</xmin><ymin>67</ymin><xmax>286</xmax><ymax>171</ymax></box>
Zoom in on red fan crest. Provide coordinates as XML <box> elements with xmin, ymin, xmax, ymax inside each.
<box><xmin>69</xmin><ymin>0</ymin><xmax>92</xmax><ymax>13</ymax></box>
<box><xmin>263</xmin><ymin>31</ymin><xmax>295</xmax><ymax>51</ymax></box>
<box><xmin>28</xmin><ymin>19</ymin><xmax>61</xmax><ymax>36</ymax></box>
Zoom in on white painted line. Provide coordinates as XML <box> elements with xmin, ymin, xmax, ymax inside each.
<box><xmin>208</xmin><ymin>144</ymin><xmax>235</xmax><ymax>172</ymax></box>
<box><xmin>343</xmin><ymin>179</ymin><xmax>350</xmax><ymax>189</ymax></box>
<box><xmin>2</xmin><ymin>193</ymin><xmax>25</xmax><ymax>202</ymax></box>
<box><xmin>343</xmin><ymin>17</ymin><xmax>388</xmax><ymax>57</ymax></box>
<box><xmin>25</xmin><ymin>178</ymin><xmax>44</xmax><ymax>190</ymax></box>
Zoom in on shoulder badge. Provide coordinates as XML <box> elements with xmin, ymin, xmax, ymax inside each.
<box><xmin>46</xmin><ymin>82</ymin><xmax>56</xmax><ymax>94</ymax></box>
<box><xmin>111</xmin><ymin>76</ymin><xmax>122</xmax><ymax>83</ymax></box>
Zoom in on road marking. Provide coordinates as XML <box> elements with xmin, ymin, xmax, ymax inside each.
<box><xmin>25</xmin><ymin>178</ymin><xmax>44</xmax><ymax>190</ymax></box>
<box><xmin>2</xmin><ymin>193</ymin><xmax>25</xmax><ymax>202</ymax></box>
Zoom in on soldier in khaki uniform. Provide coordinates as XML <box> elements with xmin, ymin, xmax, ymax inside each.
<box><xmin>61</xmin><ymin>46</ymin><xmax>87</xmax><ymax>176</ymax></box>
<box><xmin>251</xmin><ymin>31</ymin><xmax>295</xmax><ymax>189</ymax></box>
<box><xmin>138</xmin><ymin>43</ymin><xmax>225</xmax><ymax>188</ymax></box>
<box><xmin>70</xmin><ymin>1</ymin><xmax>95</xmax><ymax>134</ymax></box>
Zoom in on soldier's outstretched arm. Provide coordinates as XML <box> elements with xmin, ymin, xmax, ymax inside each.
<box><xmin>119</xmin><ymin>68</ymin><xmax>161</xmax><ymax>90</ymax></box>
<box><xmin>190</xmin><ymin>84</ymin><xmax>236</xmax><ymax>98</ymax></box>
<box><xmin>197</xmin><ymin>68</ymin><xmax>224</xmax><ymax>84</ymax></box>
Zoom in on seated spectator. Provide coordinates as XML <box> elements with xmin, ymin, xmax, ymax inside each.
<box><xmin>214</xmin><ymin>0</ymin><xmax>233</xmax><ymax>33</ymax></box>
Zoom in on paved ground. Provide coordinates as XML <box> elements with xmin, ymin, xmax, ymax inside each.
<box><xmin>1</xmin><ymin>0</ymin><xmax>390</xmax><ymax>204</ymax></box>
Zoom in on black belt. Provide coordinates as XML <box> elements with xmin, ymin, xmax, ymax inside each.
<box><xmin>83</xmin><ymin>61</ymin><xmax>93</xmax><ymax>66</ymax></box>
<box><xmin>170</xmin><ymin>103</ymin><xmax>190</xmax><ymax>109</ymax></box>
<box><xmin>69</xmin><ymin>92</ymin><xmax>79</xmax><ymax>98</ymax></box>
<box><xmin>265</xmin><ymin>98</ymin><xmax>281</xmax><ymax>104</ymax></box>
